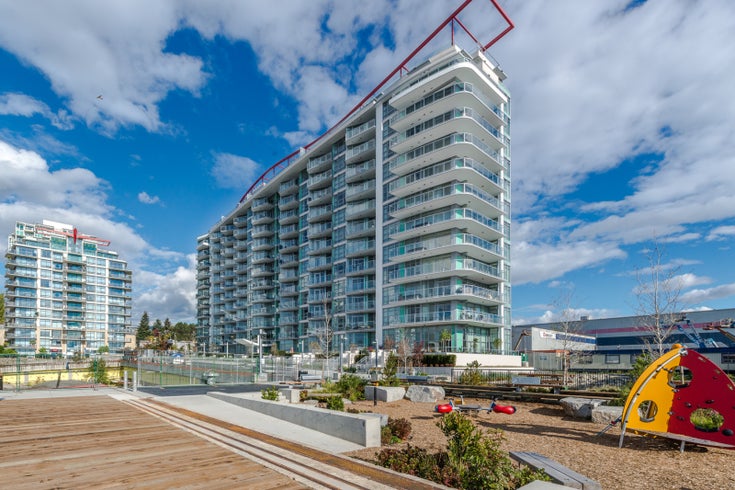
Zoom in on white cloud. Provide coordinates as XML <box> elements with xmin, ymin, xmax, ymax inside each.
<box><xmin>133</xmin><ymin>255</ymin><xmax>197</xmax><ymax>322</ymax></box>
<box><xmin>0</xmin><ymin>92</ymin><xmax>75</xmax><ymax>130</ymax></box>
<box><xmin>211</xmin><ymin>152</ymin><xmax>262</xmax><ymax>190</ymax></box>
<box><xmin>138</xmin><ymin>191</ymin><xmax>160</xmax><ymax>205</ymax></box>
<box><xmin>0</xmin><ymin>1</ymin><xmax>208</xmax><ymax>133</ymax></box>
<box><xmin>681</xmin><ymin>283</ymin><xmax>735</xmax><ymax>305</ymax></box>
<box><xmin>707</xmin><ymin>226</ymin><xmax>735</xmax><ymax>241</ymax></box>
<box><xmin>515</xmin><ymin>307</ymin><xmax>616</xmax><ymax>326</ymax></box>
<box><xmin>0</xmin><ymin>139</ymin><xmax>193</xmax><ymax>321</ymax></box>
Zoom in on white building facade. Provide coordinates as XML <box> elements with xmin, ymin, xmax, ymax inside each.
<box><xmin>197</xmin><ymin>45</ymin><xmax>512</xmax><ymax>355</ymax></box>
<box><xmin>4</xmin><ymin>220</ymin><xmax>133</xmax><ymax>355</ymax></box>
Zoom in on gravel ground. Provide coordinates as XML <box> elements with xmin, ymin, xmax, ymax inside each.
<box><xmin>344</xmin><ymin>398</ymin><xmax>735</xmax><ymax>490</ymax></box>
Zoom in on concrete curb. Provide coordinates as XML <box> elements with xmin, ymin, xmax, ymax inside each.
<box><xmin>208</xmin><ymin>392</ymin><xmax>382</xmax><ymax>447</ymax></box>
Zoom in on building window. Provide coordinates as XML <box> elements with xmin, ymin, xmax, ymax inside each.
<box><xmin>576</xmin><ymin>354</ymin><xmax>593</xmax><ymax>364</ymax></box>
<box><xmin>605</xmin><ymin>354</ymin><xmax>620</xmax><ymax>365</ymax></box>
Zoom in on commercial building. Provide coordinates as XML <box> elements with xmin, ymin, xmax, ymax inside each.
<box><xmin>512</xmin><ymin>308</ymin><xmax>735</xmax><ymax>371</ymax></box>
<box><xmin>3</xmin><ymin>220</ymin><xmax>133</xmax><ymax>355</ymax></box>
<box><xmin>197</xmin><ymin>43</ymin><xmax>512</xmax><ymax>355</ymax></box>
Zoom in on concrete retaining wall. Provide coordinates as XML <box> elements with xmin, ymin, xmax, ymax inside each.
<box><xmin>208</xmin><ymin>392</ymin><xmax>381</xmax><ymax>447</ymax></box>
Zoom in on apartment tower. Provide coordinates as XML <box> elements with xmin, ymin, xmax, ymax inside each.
<box><xmin>197</xmin><ymin>39</ymin><xmax>512</xmax><ymax>355</ymax></box>
<box><xmin>4</xmin><ymin>220</ymin><xmax>133</xmax><ymax>355</ymax></box>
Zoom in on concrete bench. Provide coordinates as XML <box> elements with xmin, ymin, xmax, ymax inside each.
<box><xmin>510</xmin><ymin>451</ymin><xmax>601</xmax><ymax>490</ymax></box>
<box><xmin>299</xmin><ymin>374</ymin><xmax>322</xmax><ymax>382</ymax></box>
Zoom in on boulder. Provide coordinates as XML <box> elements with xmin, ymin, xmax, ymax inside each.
<box><xmin>405</xmin><ymin>385</ymin><xmax>445</xmax><ymax>403</ymax></box>
<box><xmin>364</xmin><ymin>386</ymin><xmax>406</xmax><ymax>403</ymax></box>
<box><xmin>560</xmin><ymin>397</ymin><xmax>607</xmax><ymax>419</ymax></box>
<box><xmin>591</xmin><ymin>405</ymin><xmax>623</xmax><ymax>425</ymax></box>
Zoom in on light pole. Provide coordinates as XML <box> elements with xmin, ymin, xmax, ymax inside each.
<box><xmin>373</xmin><ymin>340</ymin><xmax>379</xmax><ymax>406</ymax></box>
<box><xmin>257</xmin><ymin>329</ymin><xmax>263</xmax><ymax>378</ymax></box>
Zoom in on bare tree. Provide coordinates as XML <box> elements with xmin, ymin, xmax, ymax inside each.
<box><xmin>315</xmin><ymin>297</ymin><xmax>333</xmax><ymax>379</ymax></box>
<box><xmin>551</xmin><ymin>289</ymin><xmax>585</xmax><ymax>387</ymax></box>
<box><xmin>634</xmin><ymin>239</ymin><xmax>685</xmax><ymax>358</ymax></box>
<box><xmin>396</xmin><ymin>331</ymin><xmax>414</xmax><ymax>374</ymax></box>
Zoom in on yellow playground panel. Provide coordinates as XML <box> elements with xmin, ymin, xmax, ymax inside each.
<box><xmin>619</xmin><ymin>344</ymin><xmax>735</xmax><ymax>450</ymax></box>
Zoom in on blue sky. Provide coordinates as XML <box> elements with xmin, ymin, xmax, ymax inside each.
<box><xmin>1</xmin><ymin>0</ymin><xmax>734</xmax><ymax>325</ymax></box>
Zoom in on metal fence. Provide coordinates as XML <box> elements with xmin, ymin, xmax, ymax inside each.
<box><xmin>2</xmin><ymin>352</ymin><xmax>633</xmax><ymax>392</ymax></box>
<box><xmin>129</xmin><ymin>353</ymin><xmax>354</xmax><ymax>387</ymax></box>
<box><xmin>450</xmin><ymin>367</ymin><xmax>632</xmax><ymax>390</ymax></box>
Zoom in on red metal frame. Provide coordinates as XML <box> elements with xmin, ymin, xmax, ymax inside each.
<box><xmin>239</xmin><ymin>0</ymin><xmax>513</xmax><ymax>203</ymax></box>
<box><xmin>36</xmin><ymin>225</ymin><xmax>111</xmax><ymax>246</ymax></box>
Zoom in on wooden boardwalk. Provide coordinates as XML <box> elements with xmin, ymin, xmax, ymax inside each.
<box><xmin>0</xmin><ymin>395</ymin><xmax>307</xmax><ymax>489</ymax></box>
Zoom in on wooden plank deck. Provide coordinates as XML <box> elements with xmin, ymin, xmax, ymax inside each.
<box><xmin>0</xmin><ymin>395</ymin><xmax>307</xmax><ymax>489</ymax></box>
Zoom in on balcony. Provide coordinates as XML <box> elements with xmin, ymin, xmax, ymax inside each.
<box><xmin>309</xmin><ymin>186</ymin><xmax>332</xmax><ymax>206</ymax></box>
<box><xmin>346</xmin><ymin>180</ymin><xmax>376</xmax><ymax>202</ymax></box>
<box><xmin>252</xmin><ymin>197</ymin><xmax>274</xmax><ymax>211</ymax></box>
<box><xmin>345</xmin><ymin>139</ymin><xmax>376</xmax><ymax>165</ymax></box>
<box><xmin>345</xmin><ymin>199</ymin><xmax>376</xmax><ymax>220</ymax></box>
<box><xmin>345</xmin><ymin>118</ymin><xmax>376</xmax><ymax>145</ymax></box>
<box><xmin>345</xmin><ymin>218</ymin><xmax>375</xmax><ymax>239</ymax></box>
<box><xmin>279</xmin><ymin>193</ymin><xmax>299</xmax><ymax>210</ymax></box>
<box><xmin>307</xmin><ymin>170</ymin><xmax>332</xmax><ymax>190</ymax></box>
<box><xmin>307</xmin><ymin>153</ymin><xmax>332</xmax><ymax>173</ymax></box>
<box><xmin>279</xmin><ymin>179</ymin><xmax>299</xmax><ymax>196</ymax></box>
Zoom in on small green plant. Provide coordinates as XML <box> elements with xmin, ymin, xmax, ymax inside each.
<box><xmin>458</xmin><ymin>360</ymin><xmax>484</xmax><ymax>385</ymax></box>
<box><xmin>387</xmin><ymin>417</ymin><xmax>412</xmax><ymax>440</ymax></box>
<box><xmin>421</xmin><ymin>353</ymin><xmax>456</xmax><ymax>367</ymax></box>
<box><xmin>261</xmin><ymin>386</ymin><xmax>279</xmax><ymax>401</ymax></box>
<box><xmin>336</xmin><ymin>374</ymin><xmax>367</xmax><ymax>401</ymax></box>
<box><xmin>299</xmin><ymin>389</ymin><xmax>309</xmax><ymax>402</ymax></box>
<box><xmin>380</xmin><ymin>354</ymin><xmax>401</xmax><ymax>386</ymax></box>
<box><xmin>325</xmin><ymin>395</ymin><xmax>345</xmax><ymax>411</ymax></box>
<box><xmin>87</xmin><ymin>358</ymin><xmax>110</xmax><ymax>384</ymax></box>
<box><xmin>380</xmin><ymin>417</ymin><xmax>414</xmax><ymax>445</ymax></box>
<box><xmin>376</xmin><ymin>445</ymin><xmax>456</xmax><ymax>486</ymax></box>
<box><xmin>438</xmin><ymin>412</ymin><xmax>548</xmax><ymax>489</ymax></box>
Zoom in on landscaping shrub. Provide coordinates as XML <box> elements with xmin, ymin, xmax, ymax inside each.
<box><xmin>379</xmin><ymin>417</ymin><xmax>413</xmax><ymax>445</ymax></box>
<box><xmin>458</xmin><ymin>360</ymin><xmax>485</xmax><ymax>385</ymax></box>
<box><xmin>421</xmin><ymin>353</ymin><xmax>456</xmax><ymax>367</ymax></box>
<box><xmin>380</xmin><ymin>354</ymin><xmax>401</xmax><ymax>386</ymax></box>
<box><xmin>375</xmin><ymin>411</ymin><xmax>548</xmax><ymax>489</ymax></box>
<box><xmin>325</xmin><ymin>395</ymin><xmax>345</xmax><ymax>411</ymax></box>
<box><xmin>381</xmin><ymin>425</ymin><xmax>395</xmax><ymax>445</ymax></box>
<box><xmin>376</xmin><ymin>445</ymin><xmax>457</xmax><ymax>487</ymax></box>
<box><xmin>299</xmin><ymin>389</ymin><xmax>309</xmax><ymax>402</ymax></box>
<box><xmin>336</xmin><ymin>374</ymin><xmax>367</xmax><ymax>401</ymax></box>
<box><xmin>387</xmin><ymin>417</ymin><xmax>412</xmax><ymax>440</ymax></box>
<box><xmin>261</xmin><ymin>386</ymin><xmax>279</xmax><ymax>401</ymax></box>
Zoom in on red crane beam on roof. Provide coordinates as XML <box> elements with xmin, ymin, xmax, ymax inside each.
<box><xmin>239</xmin><ymin>0</ymin><xmax>513</xmax><ymax>203</ymax></box>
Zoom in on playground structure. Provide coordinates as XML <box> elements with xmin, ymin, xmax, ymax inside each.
<box><xmin>435</xmin><ymin>395</ymin><xmax>516</xmax><ymax>415</ymax></box>
<box><xmin>617</xmin><ymin>344</ymin><xmax>735</xmax><ymax>451</ymax></box>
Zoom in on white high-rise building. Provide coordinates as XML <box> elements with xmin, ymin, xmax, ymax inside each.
<box><xmin>4</xmin><ymin>220</ymin><xmax>133</xmax><ymax>355</ymax></box>
<box><xmin>197</xmin><ymin>44</ymin><xmax>511</xmax><ymax>356</ymax></box>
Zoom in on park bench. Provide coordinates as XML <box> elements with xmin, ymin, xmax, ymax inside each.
<box><xmin>509</xmin><ymin>451</ymin><xmax>601</xmax><ymax>490</ymax></box>
<box><xmin>510</xmin><ymin>376</ymin><xmax>562</xmax><ymax>394</ymax></box>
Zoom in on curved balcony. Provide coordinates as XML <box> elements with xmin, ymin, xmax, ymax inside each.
<box><xmin>345</xmin><ymin>159</ymin><xmax>376</xmax><ymax>184</ymax></box>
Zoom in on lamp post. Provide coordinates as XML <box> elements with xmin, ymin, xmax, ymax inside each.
<box><xmin>373</xmin><ymin>340</ymin><xmax>379</xmax><ymax>406</ymax></box>
<box><xmin>257</xmin><ymin>329</ymin><xmax>263</xmax><ymax>378</ymax></box>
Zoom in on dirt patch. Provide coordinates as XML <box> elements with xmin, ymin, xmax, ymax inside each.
<box><xmin>344</xmin><ymin>398</ymin><xmax>735</xmax><ymax>490</ymax></box>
